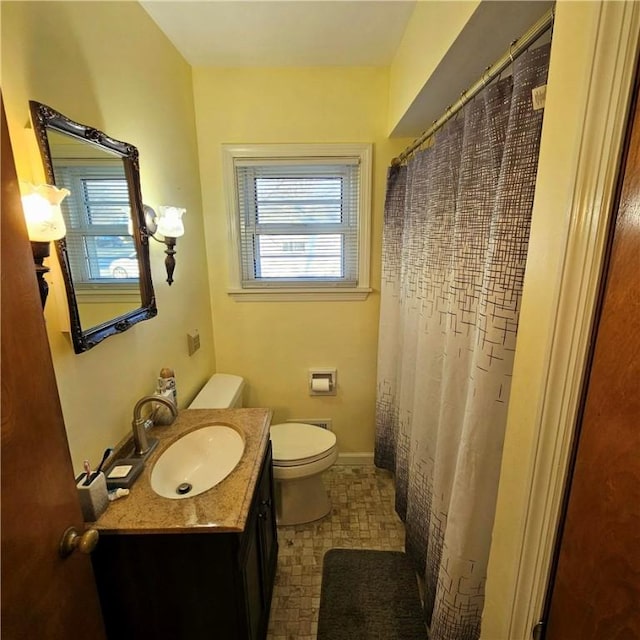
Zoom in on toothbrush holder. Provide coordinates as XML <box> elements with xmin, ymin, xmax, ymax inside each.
<box><xmin>76</xmin><ymin>471</ymin><xmax>109</xmax><ymax>522</ymax></box>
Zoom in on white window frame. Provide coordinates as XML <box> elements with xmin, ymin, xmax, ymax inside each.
<box><xmin>222</xmin><ymin>143</ymin><xmax>372</xmax><ymax>301</ymax></box>
<box><xmin>53</xmin><ymin>160</ymin><xmax>140</xmax><ymax>303</ymax></box>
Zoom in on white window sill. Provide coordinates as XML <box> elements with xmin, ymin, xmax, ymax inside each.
<box><xmin>76</xmin><ymin>286</ymin><xmax>140</xmax><ymax>305</ymax></box>
<box><xmin>227</xmin><ymin>287</ymin><xmax>372</xmax><ymax>302</ymax></box>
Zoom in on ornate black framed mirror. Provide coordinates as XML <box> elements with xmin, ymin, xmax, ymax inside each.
<box><xmin>29</xmin><ymin>101</ymin><xmax>157</xmax><ymax>354</ymax></box>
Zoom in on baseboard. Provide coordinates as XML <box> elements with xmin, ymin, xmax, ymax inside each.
<box><xmin>336</xmin><ymin>452</ymin><xmax>374</xmax><ymax>466</ymax></box>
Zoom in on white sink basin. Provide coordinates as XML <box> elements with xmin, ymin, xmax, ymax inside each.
<box><xmin>150</xmin><ymin>424</ymin><xmax>245</xmax><ymax>499</ymax></box>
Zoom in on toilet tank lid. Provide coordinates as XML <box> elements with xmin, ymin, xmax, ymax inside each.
<box><xmin>189</xmin><ymin>373</ymin><xmax>245</xmax><ymax>409</ymax></box>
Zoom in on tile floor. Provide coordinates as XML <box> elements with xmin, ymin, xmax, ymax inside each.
<box><xmin>266</xmin><ymin>465</ymin><xmax>406</xmax><ymax>640</ymax></box>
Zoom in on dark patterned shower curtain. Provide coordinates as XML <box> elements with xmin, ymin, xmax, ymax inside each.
<box><xmin>375</xmin><ymin>45</ymin><xmax>550</xmax><ymax>640</ymax></box>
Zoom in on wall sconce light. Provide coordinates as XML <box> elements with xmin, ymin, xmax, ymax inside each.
<box><xmin>20</xmin><ymin>183</ymin><xmax>70</xmax><ymax>308</ymax></box>
<box><xmin>144</xmin><ymin>205</ymin><xmax>185</xmax><ymax>285</ymax></box>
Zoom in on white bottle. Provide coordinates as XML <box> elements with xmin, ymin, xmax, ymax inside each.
<box><xmin>154</xmin><ymin>367</ymin><xmax>177</xmax><ymax>425</ymax></box>
<box><xmin>158</xmin><ymin>367</ymin><xmax>177</xmax><ymax>406</ymax></box>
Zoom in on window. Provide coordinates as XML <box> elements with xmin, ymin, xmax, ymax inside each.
<box><xmin>53</xmin><ymin>163</ymin><xmax>138</xmax><ymax>287</ymax></box>
<box><xmin>223</xmin><ymin>144</ymin><xmax>372</xmax><ymax>301</ymax></box>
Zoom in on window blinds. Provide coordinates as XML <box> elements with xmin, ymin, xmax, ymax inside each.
<box><xmin>235</xmin><ymin>161</ymin><xmax>360</xmax><ymax>287</ymax></box>
<box><xmin>53</xmin><ymin>164</ymin><xmax>136</xmax><ymax>282</ymax></box>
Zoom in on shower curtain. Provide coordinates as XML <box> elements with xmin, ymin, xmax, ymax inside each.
<box><xmin>375</xmin><ymin>44</ymin><xmax>550</xmax><ymax>639</ymax></box>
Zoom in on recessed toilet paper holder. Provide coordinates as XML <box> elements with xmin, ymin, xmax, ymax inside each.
<box><xmin>309</xmin><ymin>369</ymin><xmax>337</xmax><ymax>396</ymax></box>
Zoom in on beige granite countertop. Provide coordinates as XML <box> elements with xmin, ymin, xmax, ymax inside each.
<box><xmin>93</xmin><ymin>408</ymin><xmax>272</xmax><ymax>535</ymax></box>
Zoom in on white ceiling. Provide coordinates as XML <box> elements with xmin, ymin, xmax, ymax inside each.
<box><xmin>139</xmin><ymin>1</ymin><xmax>554</xmax><ymax>136</ymax></box>
<box><xmin>140</xmin><ymin>1</ymin><xmax>417</xmax><ymax>67</ymax></box>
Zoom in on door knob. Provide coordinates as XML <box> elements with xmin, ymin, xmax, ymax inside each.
<box><xmin>59</xmin><ymin>526</ymin><xmax>99</xmax><ymax>558</ymax></box>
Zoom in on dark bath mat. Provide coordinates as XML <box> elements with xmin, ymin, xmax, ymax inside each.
<box><xmin>317</xmin><ymin>549</ymin><xmax>426</xmax><ymax>639</ymax></box>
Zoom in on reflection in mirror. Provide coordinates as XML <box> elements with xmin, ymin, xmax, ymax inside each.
<box><xmin>29</xmin><ymin>101</ymin><xmax>156</xmax><ymax>353</ymax></box>
<box><xmin>47</xmin><ymin>129</ymin><xmax>142</xmax><ymax>329</ymax></box>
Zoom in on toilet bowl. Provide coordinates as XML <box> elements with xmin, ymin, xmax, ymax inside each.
<box><xmin>189</xmin><ymin>375</ymin><xmax>338</xmax><ymax>526</ymax></box>
<box><xmin>270</xmin><ymin>422</ymin><xmax>338</xmax><ymax>526</ymax></box>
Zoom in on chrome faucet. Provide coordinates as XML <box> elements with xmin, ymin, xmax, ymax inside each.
<box><xmin>132</xmin><ymin>395</ymin><xmax>178</xmax><ymax>457</ymax></box>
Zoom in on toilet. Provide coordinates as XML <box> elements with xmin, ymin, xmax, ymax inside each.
<box><xmin>189</xmin><ymin>373</ymin><xmax>245</xmax><ymax>409</ymax></box>
<box><xmin>189</xmin><ymin>374</ymin><xmax>338</xmax><ymax>526</ymax></box>
<box><xmin>269</xmin><ymin>422</ymin><xmax>337</xmax><ymax>526</ymax></box>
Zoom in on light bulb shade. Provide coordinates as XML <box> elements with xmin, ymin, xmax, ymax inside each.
<box><xmin>21</xmin><ymin>183</ymin><xmax>70</xmax><ymax>242</ymax></box>
<box><xmin>156</xmin><ymin>206</ymin><xmax>185</xmax><ymax>238</ymax></box>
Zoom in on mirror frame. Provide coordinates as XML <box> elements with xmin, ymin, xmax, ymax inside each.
<box><xmin>29</xmin><ymin>101</ymin><xmax>157</xmax><ymax>354</ymax></box>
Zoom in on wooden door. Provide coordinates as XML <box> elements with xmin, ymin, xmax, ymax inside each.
<box><xmin>543</xmin><ymin>69</ymin><xmax>640</xmax><ymax>639</ymax></box>
<box><xmin>0</xmin><ymin>97</ymin><xmax>106</xmax><ymax>639</ymax></box>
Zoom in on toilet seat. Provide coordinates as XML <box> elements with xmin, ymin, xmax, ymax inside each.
<box><xmin>270</xmin><ymin>422</ymin><xmax>337</xmax><ymax>467</ymax></box>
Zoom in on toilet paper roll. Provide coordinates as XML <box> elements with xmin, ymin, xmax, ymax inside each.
<box><xmin>311</xmin><ymin>377</ymin><xmax>331</xmax><ymax>393</ymax></box>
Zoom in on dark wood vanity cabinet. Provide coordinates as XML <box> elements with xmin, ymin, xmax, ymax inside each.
<box><xmin>239</xmin><ymin>443</ymin><xmax>278</xmax><ymax>640</ymax></box>
<box><xmin>91</xmin><ymin>444</ymin><xmax>278</xmax><ymax>640</ymax></box>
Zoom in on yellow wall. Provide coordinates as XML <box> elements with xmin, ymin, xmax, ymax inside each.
<box><xmin>387</xmin><ymin>0</ymin><xmax>479</xmax><ymax>133</ymax></box>
<box><xmin>192</xmin><ymin>67</ymin><xmax>409</xmax><ymax>453</ymax></box>
<box><xmin>1</xmin><ymin>1</ymin><xmax>215</xmax><ymax>475</ymax></box>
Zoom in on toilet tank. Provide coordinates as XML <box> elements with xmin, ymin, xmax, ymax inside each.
<box><xmin>188</xmin><ymin>374</ymin><xmax>245</xmax><ymax>409</ymax></box>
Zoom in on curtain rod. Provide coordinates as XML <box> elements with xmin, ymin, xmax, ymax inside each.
<box><xmin>391</xmin><ymin>7</ymin><xmax>554</xmax><ymax>167</ymax></box>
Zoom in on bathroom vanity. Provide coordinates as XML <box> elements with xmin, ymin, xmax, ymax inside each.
<box><xmin>90</xmin><ymin>408</ymin><xmax>278</xmax><ymax>640</ymax></box>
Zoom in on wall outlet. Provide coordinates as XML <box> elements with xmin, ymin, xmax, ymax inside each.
<box><xmin>286</xmin><ymin>418</ymin><xmax>333</xmax><ymax>431</ymax></box>
<box><xmin>187</xmin><ymin>330</ymin><xmax>200</xmax><ymax>356</ymax></box>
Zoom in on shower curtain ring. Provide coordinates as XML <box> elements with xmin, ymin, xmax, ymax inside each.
<box><xmin>482</xmin><ymin>66</ymin><xmax>491</xmax><ymax>87</ymax></box>
<box><xmin>509</xmin><ymin>39</ymin><xmax>517</xmax><ymax>64</ymax></box>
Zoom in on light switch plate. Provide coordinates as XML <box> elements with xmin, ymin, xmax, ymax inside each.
<box><xmin>187</xmin><ymin>330</ymin><xmax>200</xmax><ymax>355</ymax></box>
